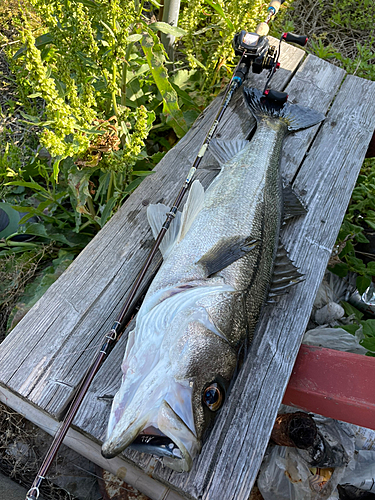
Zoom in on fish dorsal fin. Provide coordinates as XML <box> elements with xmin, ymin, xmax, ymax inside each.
<box><xmin>147</xmin><ymin>204</ymin><xmax>182</xmax><ymax>259</ymax></box>
<box><xmin>209</xmin><ymin>139</ymin><xmax>249</xmax><ymax>166</ymax></box>
<box><xmin>268</xmin><ymin>243</ymin><xmax>304</xmax><ymax>298</ymax></box>
<box><xmin>283</xmin><ymin>184</ymin><xmax>307</xmax><ymax>220</ymax></box>
<box><xmin>178</xmin><ymin>180</ymin><xmax>205</xmax><ymax>242</ymax></box>
<box><xmin>197</xmin><ymin>235</ymin><xmax>260</xmax><ymax>277</ymax></box>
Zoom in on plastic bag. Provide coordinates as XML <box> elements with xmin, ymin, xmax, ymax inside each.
<box><xmin>258</xmin><ymin>415</ymin><xmax>354</xmax><ymax>500</ymax></box>
<box><xmin>302</xmin><ymin>327</ymin><xmax>367</xmax><ymax>355</ymax></box>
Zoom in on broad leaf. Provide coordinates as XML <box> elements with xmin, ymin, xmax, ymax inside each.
<box><xmin>127</xmin><ymin>34</ymin><xmax>143</xmax><ymax>42</ymax></box>
<box><xmin>360</xmin><ymin>337</ymin><xmax>375</xmax><ymax>351</ymax></box>
<box><xmin>141</xmin><ymin>30</ymin><xmax>188</xmax><ymax>138</ymax></box>
<box><xmin>149</xmin><ymin>22</ymin><xmax>187</xmax><ymax>37</ymax></box>
<box><xmin>356</xmin><ymin>274</ymin><xmax>371</xmax><ymax>295</ymax></box>
<box><xmin>362</xmin><ymin>319</ymin><xmax>375</xmax><ymax>338</ymax></box>
<box><xmin>340</xmin><ymin>301</ymin><xmax>364</xmax><ymax>321</ymax></box>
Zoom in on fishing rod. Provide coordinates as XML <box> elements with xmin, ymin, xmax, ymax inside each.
<box><xmin>26</xmin><ymin>2</ymin><xmax>307</xmax><ymax>498</ymax></box>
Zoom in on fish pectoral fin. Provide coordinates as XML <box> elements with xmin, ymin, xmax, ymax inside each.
<box><xmin>269</xmin><ymin>243</ymin><xmax>304</xmax><ymax>297</ymax></box>
<box><xmin>208</xmin><ymin>138</ymin><xmax>249</xmax><ymax>166</ymax></box>
<box><xmin>147</xmin><ymin>203</ymin><xmax>182</xmax><ymax>259</ymax></box>
<box><xmin>196</xmin><ymin>236</ymin><xmax>260</xmax><ymax>277</ymax></box>
<box><xmin>283</xmin><ymin>184</ymin><xmax>307</xmax><ymax>220</ymax></box>
<box><xmin>147</xmin><ymin>180</ymin><xmax>205</xmax><ymax>259</ymax></box>
<box><xmin>178</xmin><ymin>179</ymin><xmax>205</xmax><ymax>242</ymax></box>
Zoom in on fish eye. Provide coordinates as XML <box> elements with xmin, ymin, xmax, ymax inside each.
<box><xmin>203</xmin><ymin>383</ymin><xmax>224</xmax><ymax>411</ymax></box>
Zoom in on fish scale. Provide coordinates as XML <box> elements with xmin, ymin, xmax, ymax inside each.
<box><xmin>101</xmin><ymin>87</ymin><xmax>325</xmax><ymax>473</ymax></box>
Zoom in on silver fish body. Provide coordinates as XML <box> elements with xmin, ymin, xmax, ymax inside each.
<box><xmin>102</xmin><ymin>88</ymin><xmax>325</xmax><ymax>471</ymax></box>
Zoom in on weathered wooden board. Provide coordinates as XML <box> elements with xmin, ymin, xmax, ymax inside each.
<box><xmin>0</xmin><ymin>38</ymin><xmax>306</xmax><ymax>499</ymax></box>
<box><xmin>0</xmin><ymin>38</ymin><xmax>304</xmax><ymax>416</ymax></box>
<box><xmin>1</xmin><ymin>39</ymin><xmax>375</xmax><ymax>500</ymax></box>
<box><xmin>172</xmin><ymin>74</ymin><xmax>375</xmax><ymax>500</ymax></box>
<box><xmin>73</xmin><ymin>53</ymin><xmax>347</xmax><ymax>487</ymax></box>
<box><xmin>0</xmin><ymin>384</ymin><xmax>184</xmax><ymax>500</ymax></box>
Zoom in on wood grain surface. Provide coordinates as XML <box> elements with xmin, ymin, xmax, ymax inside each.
<box><xmin>1</xmin><ymin>39</ymin><xmax>375</xmax><ymax>500</ymax></box>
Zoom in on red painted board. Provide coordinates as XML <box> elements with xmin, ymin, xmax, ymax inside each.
<box><xmin>282</xmin><ymin>344</ymin><xmax>375</xmax><ymax>430</ymax></box>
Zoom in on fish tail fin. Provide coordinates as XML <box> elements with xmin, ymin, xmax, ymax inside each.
<box><xmin>243</xmin><ymin>87</ymin><xmax>325</xmax><ymax>132</ymax></box>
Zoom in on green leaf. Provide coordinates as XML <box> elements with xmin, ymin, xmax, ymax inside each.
<box><xmin>123</xmin><ymin>177</ymin><xmax>143</xmax><ymax>194</ymax></box>
<box><xmin>131</xmin><ymin>170</ymin><xmax>155</xmax><ymax>177</ymax></box>
<box><xmin>76</xmin><ymin>51</ymin><xmax>99</xmax><ymax>69</ymax></box>
<box><xmin>77</xmin><ymin>0</ymin><xmax>99</xmax><ymax>7</ymax></box>
<box><xmin>339</xmin><ymin>240</ymin><xmax>354</xmax><ymax>258</ymax></box>
<box><xmin>141</xmin><ymin>30</ymin><xmax>188</xmax><ymax>138</ymax></box>
<box><xmin>52</xmin><ymin>159</ymin><xmax>61</xmax><ymax>183</ymax></box>
<box><xmin>149</xmin><ymin>0</ymin><xmax>163</xmax><ymax>6</ymax></box>
<box><xmin>355</xmin><ymin>231</ymin><xmax>370</xmax><ymax>243</ymax></box>
<box><xmin>329</xmin><ymin>262</ymin><xmax>349</xmax><ymax>278</ymax></box>
<box><xmin>356</xmin><ymin>274</ymin><xmax>372</xmax><ymax>295</ymax></box>
<box><xmin>362</xmin><ymin>319</ymin><xmax>375</xmax><ymax>337</ymax></box>
<box><xmin>365</xmin><ymin>219</ymin><xmax>375</xmax><ymax>230</ymax></box>
<box><xmin>27</xmin><ymin>93</ymin><xmax>43</xmax><ymax>99</ymax></box>
<box><xmin>13</xmin><ymin>32</ymin><xmax>54</xmax><ymax>60</ymax></box>
<box><xmin>340</xmin><ymin>301</ymin><xmax>364</xmax><ymax>321</ymax></box>
<box><xmin>360</xmin><ymin>337</ymin><xmax>375</xmax><ymax>351</ymax></box>
<box><xmin>127</xmin><ymin>34</ymin><xmax>143</xmax><ymax>42</ymax></box>
<box><xmin>5</xmin><ymin>180</ymin><xmax>48</xmax><ymax>193</ymax></box>
<box><xmin>100</xmin><ymin>20</ymin><xmax>117</xmax><ymax>40</ymax></box>
<box><xmin>170</xmin><ymin>81</ymin><xmax>201</xmax><ymax>111</ymax></box>
<box><xmin>18</xmin><ymin>111</ymin><xmax>40</xmax><ymax>123</ymax></box>
<box><xmin>100</xmin><ymin>197</ymin><xmax>117</xmax><ymax>227</ymax></box>
<box><xmin>340</xmin><ymin>324</ymin><xmax>360</xmax><ymax>335</ymax></box>
<box><xmin>204</xmin><ymin>0</ymin><xmax>234</xmax><ymax>30</ymax></box>
<box><xmin>149</xmin><ymin>22</ymin><xmax>187</xmax><ymax>37</ymax></box>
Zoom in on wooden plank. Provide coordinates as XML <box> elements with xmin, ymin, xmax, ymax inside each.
<box><xmin>175</xmin><ymin>74</ymin><xmax>375</xmax><ymax>500</ymax></box>
<box><xmin>0</xmin><ymin>386</ymin><xmax>184</xmax><ymax>500</ymax></box>
<box><xmin>74</xmin><ymin>56</ymin><xmax>346</xmax><ymax>496</ymax></box>
<box><xmin>72</xmin><ymin>43</ymin><xmax>305</xmax><ymax>442</ymax></box>
<box><xmin>3</xmin><ymin>48</ymin><xmax>373</xmax><ymax>500</ymax></box>
<box><xmin>0</xmin><ymin>39</ymin><xmax>305</xmax><ymax>417</ymax></box>
<box><xmin>282</xmin><ymin>345</ymin><xmax>375</xmax><ymax>431</ymax></box>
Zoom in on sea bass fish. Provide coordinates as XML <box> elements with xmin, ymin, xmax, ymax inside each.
<box><xmin>101</xmin><ymin>87</ymin><xmax>324</xmax><ymax>472</ymax></box>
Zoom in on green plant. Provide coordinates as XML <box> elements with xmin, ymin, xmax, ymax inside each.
<box><xmin>179</xmin><ymin>0</ymin><xmax>267</xmax><ymax>93</ymax></box>
<box><xmin>0</xmin><ymin>0</ymin><xmax>202</xmax><ymax>236</ymax></box>
<box><xmin>310</xmin><ymin>37</ymin><xmax>339</xmax><ymax>60</ymax></box>
<box><xmin>330</xmin><ymin>0</ymin><xmax>375</xmax><ymax>32</ymax></box>
<box><xmin>339</xmin><ymin>302</ymin><xmax>375</xmax><ymax>356</ymax></box>
<box><xmin>335</xmin><ymin>42</ymin><xmax>375</xmax><ymax>80</ymax></box>
<box><xmin>330</xmin><ymin>159</ymin><xmax>375</xmax><ymax>294</ymax></box>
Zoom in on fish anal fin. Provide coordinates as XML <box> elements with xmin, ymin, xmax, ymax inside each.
<box><xmin>209</xmin><ymin>138</ymin><xmax>249</xmax><ymax>166</ymax></box>
<box><xmin>283</xmin><ymin>184</ymin><xmax>307</xmax><ymax>220</ymax></box>
<box><xmin>269</xmin><ymin>243</ymin><xmax>304</xmax><ymax>297</ymax></box>
<box><xmin>197</xmin><ymin>236</ymin><xmax>260</xmax><ymax>278</ymax></box>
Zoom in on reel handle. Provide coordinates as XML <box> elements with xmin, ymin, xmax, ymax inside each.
<box><xmin>264</xmin><ymin>89</ymin><xmax>288</xmax><ymax>104</ymax></box>
<box><xmin>282</xmin><ymin>32</ymin><xmax>308</xmax><ymax>46</ymax></box>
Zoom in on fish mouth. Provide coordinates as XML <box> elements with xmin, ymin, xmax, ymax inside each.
<box><xmin>101</xmin><ymin>400</ymin><xmax>200</xmax><ymax>472</ymax></box>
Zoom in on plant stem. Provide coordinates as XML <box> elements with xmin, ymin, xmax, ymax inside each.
<box><xmin>121</xmin><ymin>44</ymin><xmax>133</xmax><ymax>106</ymax></box>
<box><xmin>2</xmin><ymin>239</ymin><xmax>38</xmax><ymax>248</ymax></box>
<box><xmin>111</xmin><ymin>10</ymin><xmax>119</xmax><ymax>117</ymax></box>
<box><xmin>112</xmin><ymin>64</ymin><xmax>119</xmax><ymax>117</ymax></box>
<box><xmin>107</xmin><ymin>171</ymin><xmax>115</xmax><ymax>202</ymax></box>
<box><xmin>87</xmin><ymin>197</ymin><xmax>96</xmax><ymax>219</ymax></box>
